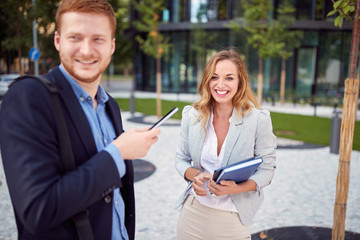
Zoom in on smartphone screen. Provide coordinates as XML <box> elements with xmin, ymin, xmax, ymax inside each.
<box><xmin>149</xmin><ymin>107</ymin><xmax>179</xmax><ymax>130</ymax></box>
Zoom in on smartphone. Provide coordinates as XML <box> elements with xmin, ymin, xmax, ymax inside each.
<box><xmin>149</xmin><ymin>107</ymin><xmax>179</xmax><ymax>130</ymax></box>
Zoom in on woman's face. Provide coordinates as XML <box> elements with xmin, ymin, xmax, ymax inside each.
<box><xmin>209</xmin><ymin>59</ymin><xmax>239</xmax><ymax>107</ymax></box>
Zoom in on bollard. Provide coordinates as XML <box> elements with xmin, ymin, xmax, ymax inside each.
<box><xmin>130</xmin><ymin>78</ymin><xmax>136</xmax><ymax>116</ymax></box>
<box><xmin>330</xmin><ymin>110</ymin><xmax>342</xmax><ymax>154</ymax></box>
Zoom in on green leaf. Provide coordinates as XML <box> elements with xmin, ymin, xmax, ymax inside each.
<box><xmin>327</xmin><ymin>9</ymin><xmax>338</xmax><ymax>17</ymax></box>
<box><xmin>334</xmin><ymin>0</ymin><xmax>342</xmax><ymax>9</ymax></box>
<box><xmin>343</xmin><ymin>5</ymin><xmax>353</xmax><ymax>14</ymax></box>
<box><xmin>334</xmin><ymin>15</ymin><xmax>344</xmax><ymax>27</ymax></box>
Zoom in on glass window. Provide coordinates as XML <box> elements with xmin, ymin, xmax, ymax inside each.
<box><xmin>296</xmin><ymin>47</ymin><xmax>317</xmax><ymax>96</ymax></box>
<box><xmin>164</xmin><ymin>32</ymin><xmax>189</xmax><ymax>92</ymax></box>
<box><xmin>301</xmin><ymin>31</ymin><xmax>319</xmax><ymax>46</ymax></box>
<box><xmin>135</xmin><ymin>48</ymin><xmax>156</xmax><ymax>91</ymax></box>
<box><xmin>207</xmin><ymin>0</ymin><xmax>218</xmax><ymax>21</ymax></box>
<box><xmin>232</xmin><ymin>0</ymin><xmax>244</xmax><ymax>19</ymax></box>
<box><xmin>340</xmin><ymin>32</ymin><xmax>351</xmax><ymax>86</ymax></box>
<box><xmin>297</xmin><ymin>0</ymin><xmax>313</xmax><ymax>20</ymax></box>
<box><xmin>163</xmin><ymin>8</ymin><xmax>170</xmax><ymax>22</ymax></box>
<box><xmin>207</xmin><ymin>0</ymin><xmax>228</xmax><ymax>21</ymax></box>
<box><xmin>170</xmin><ymin>0</ymin><xmax>188</xmax><ymax>22</ymax></box>
<box><xmin>316</xmin><ymin>31</ymin><xmax>347</xmax><ymax>96</ymax></box>
<box><xmin>217</xmin><ymin>0</ymin><xmax>227</xmax><ymax>20</ymax></box>
<box><xmin>191</xmin><ymin>0</ymin><xmax>208</xmax><ymax>23</ymax></box>
<box><xmin>170</xmin><ymin>32</ymin><xmax>183</xmax><ymax>92</ymax></box>
<box><xmin>268</xmin><ymin>57</ymin><xmax>281</xmax><ymax>93</ymax></box>
<box><xmin>315</xmin><ymin>0</ymin><xmax>324</xmax><ymax>20</ymax></box>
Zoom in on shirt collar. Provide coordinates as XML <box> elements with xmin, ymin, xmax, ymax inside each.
<box><xmin>59</xmin><ymin>65</ymin><xmax>108</xmax><ymax>105</ymax></box>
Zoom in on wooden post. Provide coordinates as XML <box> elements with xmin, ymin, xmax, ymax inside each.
<box><xmin>332</xmin><ymin>1</ymin><xmax>360</xmax><ymax>239</ymax></box>
<box><xmin>155</xmin><ymin>29</ymin><xmax>162</xmax><ymax>118</ymax></box>
<box><xmin>280</xmin><ymin>58</ymin><xmax>286</xmax><ymax>104</ymax></box>
<box><xmin>332</xmin><ymin>78</ymin><xmax>359</xmax><ymax>240</ymax></box>
<box><xmin>156</xmin><ymin>56</ymin><xmax>162</xmax><ymax>118</ymax></box>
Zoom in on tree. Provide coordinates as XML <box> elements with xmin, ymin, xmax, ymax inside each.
<box><xmin>241</xmin><ymin>0</ymin><xmax>273</xmax><ymax>106</ymax></box>
<box><xmin>227</xmin><ymin>1</ymin><xmax>298</xmax><ymax>105</ymax></box>
<box><xmin>133</xmin><ymin>0</ymin><xmax>171</xmax><ymax>118</ymax></box>
<box><xmin>111</xmin><ymin>0</ymin><xmax>134</xmax><ymax>74</ymax></box>
<box><xmin>0</xmin><ymin>0</ymin><xmax>133</xmax><ymax>74</ymax></box>
<box><xmin>0</xmin><ymin>0</ymin><xmax>33</xmax><ymax>74</ymax></box>
<box><xmin>190</xmin><ymin>3</ymin><xmax>217</xmax><ymax>88</ymax></box>
<box><xmin>327</xmin><ymin>0</ymin><xmax>360</xmax><ymax>239</ymax></box>
<box><xmin>33</xmin><ymin>0</ymin><xmax>61</xmax><ymax>72</ymax></box>
<box><xmin>0</xmin><ymin>0</ymin><xmax>60</xmax><ymax>74</ymax></box>
<box><xmin>269</xmin><ymin>1</ymin><xmax>303</xmax><ymax>104</ymax></box>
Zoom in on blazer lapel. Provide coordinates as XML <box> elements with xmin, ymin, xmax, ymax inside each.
<box><xmin>222</xmin><ymin>108</ymin><xmax>244</xmax><ymax>167</ymax></box>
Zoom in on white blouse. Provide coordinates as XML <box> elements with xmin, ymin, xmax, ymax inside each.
<box><xmin>191</xmin><ymin>112</ymin><xmax>238</xmax><ymax>213</ymax></box>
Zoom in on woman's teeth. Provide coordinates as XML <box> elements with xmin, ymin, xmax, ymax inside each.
<box><xmin>216</xmin><ymin>90</ymin><xmax>228</xmax><ymax>95</ymax></box>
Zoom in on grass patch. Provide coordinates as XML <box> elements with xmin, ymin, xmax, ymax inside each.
<box><xmin>271</xmin><ymin>112</ymin><xmax>331</xmax><ymax>146</ymax></box>
<box><xmin>271</xmin><ymin>112</ymin><xmax>360</xmax><ymax>151</ymax></box>
<box><xmin>115</xmin><ymin>98</ymin><xmax>360</xmax><ymax>151</ymax></box>
<box><xmin>115</xmin><ymin>98</ymin><xmax>191</xmax><ymax>120</ymax></box>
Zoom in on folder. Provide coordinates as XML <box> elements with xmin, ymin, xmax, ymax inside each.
<box><xmin>212</xmin><ymin>157</ymin><xmax>263</xmax><ymax>184</ymax></box>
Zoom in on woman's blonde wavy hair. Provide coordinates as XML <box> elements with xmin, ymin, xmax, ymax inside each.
<box><xmin>193</xmin><ymin>48</ymin><xmax>258</xmax><ymax>131</ymax></box>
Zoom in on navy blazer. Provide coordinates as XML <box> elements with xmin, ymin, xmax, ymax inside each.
<box><xmin>0</xmin><ymin>66</ymin><xmax>135</xmax><ymax>240</ymax></box>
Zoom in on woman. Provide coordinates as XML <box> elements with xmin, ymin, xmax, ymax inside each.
<box><xmin>175</xmin><ymin>48</ymin><xmax>276</xmax><ymax>239</ymax></box>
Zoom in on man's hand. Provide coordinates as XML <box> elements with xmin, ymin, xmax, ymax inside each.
<box><xmin>112</xmin><ymin>127</ymin><xmax>160</xmax><ymax>160</ymax></box>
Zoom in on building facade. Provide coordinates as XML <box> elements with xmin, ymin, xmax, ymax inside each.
<box><xmin>134</xmin><ymin>0</ymin><xmax>352</xmax><ymax>102</ymax></box>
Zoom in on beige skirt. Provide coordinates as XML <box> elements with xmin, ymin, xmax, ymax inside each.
<box><xmin>177</xmin><ymin>195</ymin><xmax>251</xmax><ymax>240</ymax></box>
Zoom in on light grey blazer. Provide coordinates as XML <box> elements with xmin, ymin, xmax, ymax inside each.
<box><xmin>175</xmin><ymin>105</ymin><xmax>277</xmax><ymax>225</ymax></box>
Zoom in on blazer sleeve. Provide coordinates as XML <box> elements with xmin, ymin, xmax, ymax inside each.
<box><xmin>248</xmin><ymin>109</ymin><xmax>277</xmax><ymax>189</ymax></box>
<box><xmin>175</xmin><ymin>105</ymin><xmax>193</xmax><ymax>179</ymax></box>
<box><xmin>0</xmin><ymin>79</ymin><xmax>122</xmax><ymax>234</ymax></box>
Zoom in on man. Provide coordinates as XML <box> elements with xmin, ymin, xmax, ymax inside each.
<box><xmin>0</xmin><ymin>0</ymin><xmax>160</xmax><ymax>239</ymax></box>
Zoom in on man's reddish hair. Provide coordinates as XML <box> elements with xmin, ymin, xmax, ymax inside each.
<box><xmin>56</xmin><ymin>0</ymin><xmax>116</xmax><ymax>37</ymax></box>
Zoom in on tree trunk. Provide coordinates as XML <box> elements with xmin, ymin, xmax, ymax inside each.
<box><xmin>280</xmin><ymin>58</ymin><xmax>286</xmax><ymax>104</ymax></box>
<box><xmin>348</xmin><ymin>2</ymin><xmax>360</xmax><ymax>79</ymax></box>
<box><xmin>257</xmin><ymin>57</ymin><xmax>263</xmax><ymax>106</ymax></box>
<box><xmin>156</xmin><ymin>56</ymin><xmax>162</xmax><ymax>118</ymax></box>
<box><xmin>332</xmin><ymin>1</ymin><xmax>360</xmax><ymax>239</ymax></box>
<box><xmin>6</xmin><ymin>50</ymin><xmax>12</xmax><ymax>73</ymax></box>
<box><xmin>332</xmin><ymin>78</ymin><xmax>359</xmax><ymax>240</ymax></box>
<box><xmin>17</xmin><ymin>48</ymin><xmax>22</xmax><ymax>75</ymax></box>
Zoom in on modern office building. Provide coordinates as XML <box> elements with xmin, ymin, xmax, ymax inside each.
<box><xmin>134</xmin><ymin>0</ymin><xmax>353</xmax><ymax>102</ymax></box>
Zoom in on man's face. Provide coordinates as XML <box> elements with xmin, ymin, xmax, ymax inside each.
<box><xmin>54</xmin><ymin>12</ymin><xmax>115</xmax><ymax>84</ymax></box>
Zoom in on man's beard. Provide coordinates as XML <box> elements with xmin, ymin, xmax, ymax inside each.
<box><xmin>59</xmin><ymin>52</ymin><xmax>110</xmax><ymax>83</ymax></box>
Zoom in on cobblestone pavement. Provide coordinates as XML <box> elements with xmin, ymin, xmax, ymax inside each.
<box><xmin>1</xmin><ymin>111</ymin><xmax>359</xmax><ymax>240</ymax></box>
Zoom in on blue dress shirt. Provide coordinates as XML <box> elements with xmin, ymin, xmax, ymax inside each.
<box><xmin>59</xmin><ymin>66</ymin><xmax>129</xmax><ymax>240</ymax></box>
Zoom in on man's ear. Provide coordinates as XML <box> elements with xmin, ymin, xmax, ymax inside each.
<box><xmin>54</xmin><ymin>31</ymin><xmax>60</xmax><ymax>51</ymax></box>
<box><xmin>111</xmin><ymin>38</ymin><xmax>115</xmax><ymax>55</ymax></box>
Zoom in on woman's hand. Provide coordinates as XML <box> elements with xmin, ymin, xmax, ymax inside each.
<box><xmin>191</xmin><ymin>172</ymin><xmax>211</xmax><ymax>196</ymax></box>
<box><xmin>208</xmin><ymin>179</ymin><xmax>257</xmax><ymax>196</ymax></box>
<box><xmin>208</xmin><ymin>179</ymin><xmax>240</xmax><ymax>196</ymax></box>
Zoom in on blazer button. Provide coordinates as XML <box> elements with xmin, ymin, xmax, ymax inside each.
<box><xmin>104</xmin><ymin>195</ymin><xmax>112</xmax><ymax>203</ymax></box>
